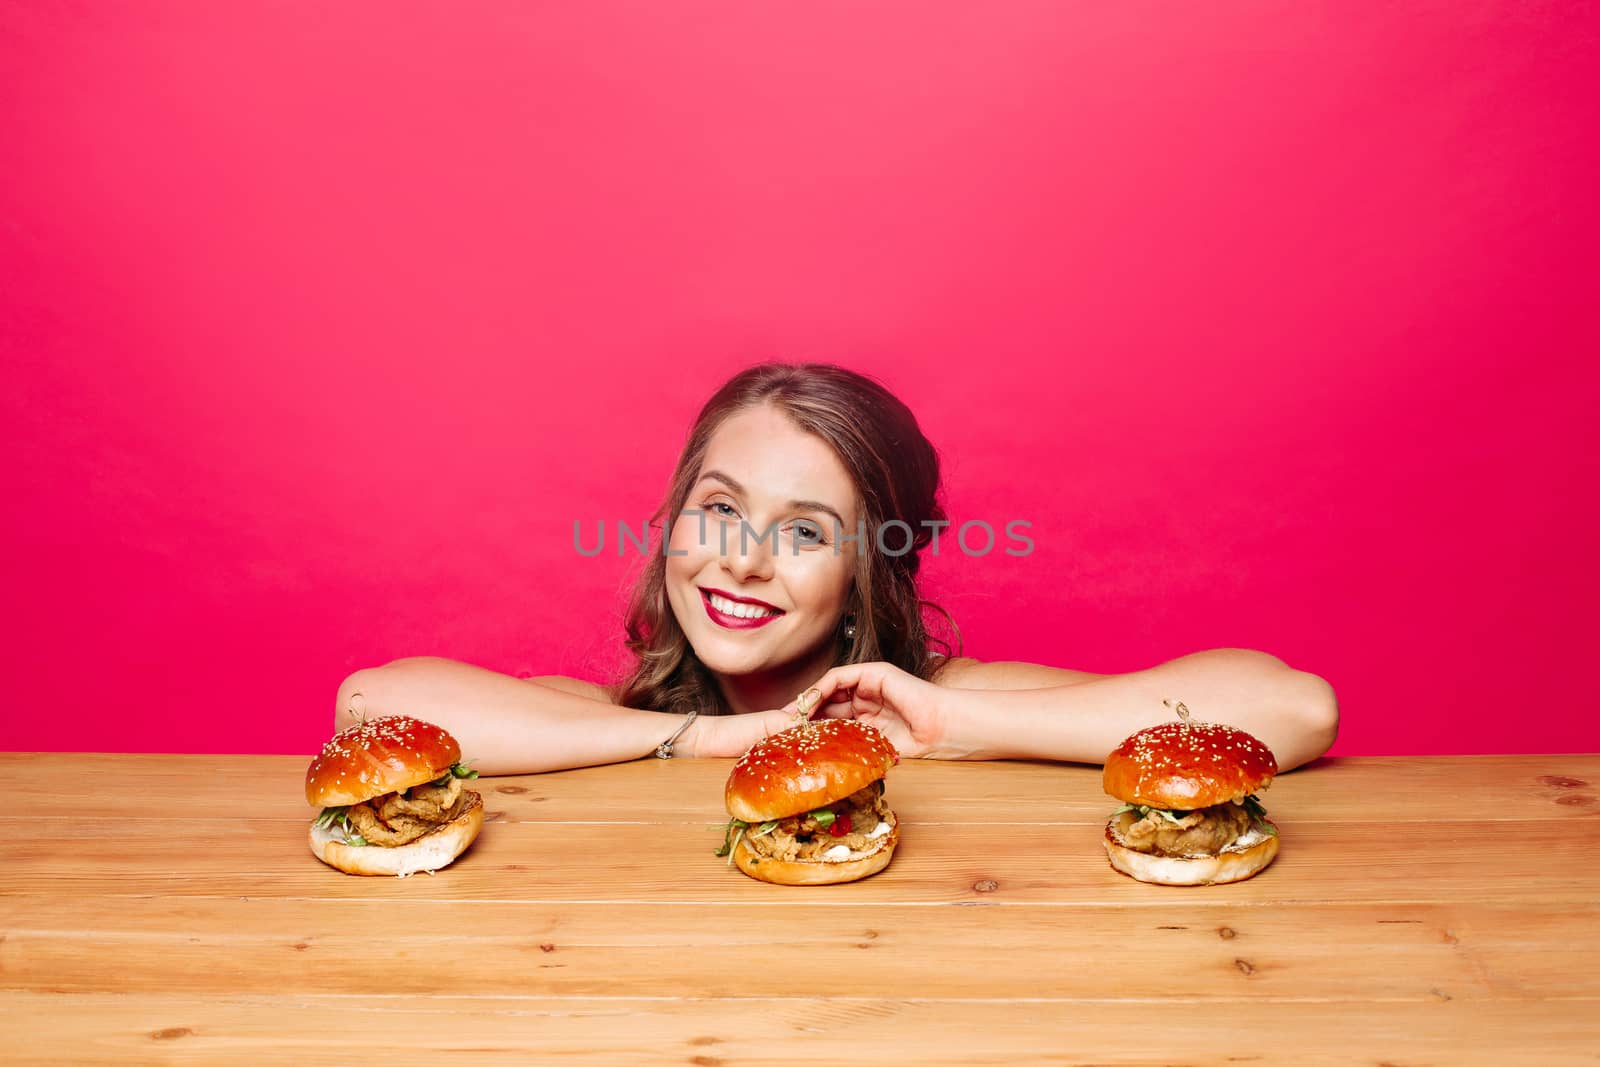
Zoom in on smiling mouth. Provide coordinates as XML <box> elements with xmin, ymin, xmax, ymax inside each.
<box><xmin>700</xmin><ymin>589</ymin><xmax>784</xmax><ymax>628</ymax></box>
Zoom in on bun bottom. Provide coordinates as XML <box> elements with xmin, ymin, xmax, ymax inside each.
<box><xmin>310</xmin><ymin>791</ymin><xmax>484</xmax><ymax>877</ymax></box>
<box><xmin>1102</xmin><ymin>819</ymin><xmax>1279</xmax><ymax>886</ymax></box>
<box><xmin>733</xmin><ymin>819</ymin><xmax>899</xmax><ymax>886</ymax></box>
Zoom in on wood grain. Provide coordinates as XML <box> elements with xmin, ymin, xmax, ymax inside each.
<box><xmin>4</xmin><ymin>896</ymin><xmax>1598</xmax><ymax>1002</ymax></box>
<box><xmin>2</xmin><ymin>752</ymin><xmax>1598</xmax><ymax>1064</ymax></box>
<box><xmin>2</xmin><ymin>994</ymin><xmax>1597</xmax><ymax>1066</ymax></box>
<box><xmin>7</xmin><ymin>817</ymin><xmax>1599</xmax><ymax>905</ymax></box>
<box><xmin>13</xmin><ymin>752</ymin><xmax>1600</xmax><ymax>823</ymax></box>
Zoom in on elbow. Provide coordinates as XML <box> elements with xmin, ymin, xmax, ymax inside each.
<box><xmin>334</xmin><ymin>656</ymin><xmax>452</xmax><ymax>731</ymax></box>
<box><xmin>1280</xmin><ymin>670</ymin><xmax>1340</xmax><ymax>771</ymax></box>
<box><xmin>334</xmin><ymin>665</ymin><xmax>390</xmax><ymax>732</ymax></box>
<box><xmin>1214</xmin><ymin>651</ymin><xmax>1338</xmax><ymax>770</ymax></box>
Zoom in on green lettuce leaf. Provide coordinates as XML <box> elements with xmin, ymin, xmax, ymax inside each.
<box><xmin>427</xmin><ymin>761</ymin><xmax>481</xmax><ymax>788</ymax></box>
<box><xmin>714</xmin><ymin>818</ymin><xmax>749</xmax><ymax>858</ymax></box>
<box><xmin>1241</xmin><ymin>793</ymin><xmax>1277</xmax><ymax>835</ymax></box>
<box><xmin>1110</xmin><ymin>803</ymin><xmax>1186</xmax><ymax>823</ymax></box>
<box><xmin>312</xmin><ymin>806</ymin><xmax>348</xmax><ymax>830</ymax></box>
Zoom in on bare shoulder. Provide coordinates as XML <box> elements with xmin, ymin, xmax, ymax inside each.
<box><xmin>929</xmin><ymin>654</ymin><xmax>1107</xmax><ymax>690</ymax></box>
<box><xmin>526</xmin><ymin>675</ymin><xmax>621</xmax><ymax>705</ymax></box>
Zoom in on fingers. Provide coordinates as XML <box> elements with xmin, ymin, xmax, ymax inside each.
<box><xmin>793</xmin><ymin>686</ymin><xmax>823</xmax><ymax>718</ymax></box>
<box><xmin>778</xmin><ymin>662</ymin><xmax>889</xmax><ymax>716</ymax></box>
<box><xmin>781</xmin><ymin>674</ymin><xmax>837</xmax><ymax>715</ymax></box>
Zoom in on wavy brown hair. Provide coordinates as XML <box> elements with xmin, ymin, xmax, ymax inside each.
<box><xmin>614</xmin><ymin>361</ymin><xmax>962</xmax><ymax>716</ymax></box>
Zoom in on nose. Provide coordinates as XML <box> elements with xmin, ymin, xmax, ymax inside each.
<box><xmin>719</xmin><ymin>522</ymin><xmax>776</xmax><ymax>584</ymax></box>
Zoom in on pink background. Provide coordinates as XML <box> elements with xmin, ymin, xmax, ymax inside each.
<box><xmin>4</xmin><ymin>3</ymin><xmax>1595</xmax><ymax>757</ymax></box>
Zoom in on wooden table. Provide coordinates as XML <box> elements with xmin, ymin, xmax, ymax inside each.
<box><xmin>3</xmin><ymin>753</ymin><xmax>1598</xmax><ymax>1064</ymax></box>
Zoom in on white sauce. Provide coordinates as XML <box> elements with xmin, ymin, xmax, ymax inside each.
<box><xmin>819</xmin><ymin>820</ymin><xmax>893</xmax><ymax>862</ymax></box>
<box><xmin>1223</xmin><ymin>825</ymin><xmax>1274</xmax><ymax>852</ymax></box>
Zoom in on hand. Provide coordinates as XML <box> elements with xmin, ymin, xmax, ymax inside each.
<box><xmin>683</xmin><ymin>707</ymin><xmax>798</xmax><ymax>759</ymax></box>
<box><xmin>779</xmin><ymin>661</ymin><xmax>961</xmax><ymax>759</ymax></box>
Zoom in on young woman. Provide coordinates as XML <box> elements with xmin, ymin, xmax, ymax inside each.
<box><xmin>335</xmin><ymin>363</ymin><xmax>1338</xmax><ymax>774</ymax></box>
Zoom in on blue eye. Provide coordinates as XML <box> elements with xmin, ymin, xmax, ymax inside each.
<box><xmin>792</xmin><ymin>523</ymin><xmax>827</xmax><ymax>545</ymax></box>
<box><xmin>706</xmin><ymin>501</ymin><xmax>737</xmax><ymax>517</ymax></box>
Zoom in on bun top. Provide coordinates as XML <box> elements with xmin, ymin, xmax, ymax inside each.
<box><xmin>726</xmin><ymin>719</ymin><xmax>898</xmax><ymax>823</ymax></box>
<box><xmin>306</xmin><ymin>715</ymin><xmax>462</xmax><ymax>807</ymax></box>
<box><xmin>1102</xmin><ymin>720</ymin><xmax>1278</xmax><ymax>809</ymax></box>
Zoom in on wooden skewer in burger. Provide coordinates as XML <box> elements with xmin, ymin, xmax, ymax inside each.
<box><xmin>1101</xmin><ymin>699</ymin><xmax>1282</xmax><ymax>886</ymax></box>
<box><xmin>716</xmin><ymin>689</ymin><xmax>901</xmax><ymax>885</ymax></box>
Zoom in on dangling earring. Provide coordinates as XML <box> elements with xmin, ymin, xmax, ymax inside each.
<box><xmin>843</xmin><ymin>614</ymin><xmax>857</xmax><ymax>640</ymax></box>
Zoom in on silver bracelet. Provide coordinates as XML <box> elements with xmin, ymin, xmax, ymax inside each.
<box><xmin>654</xmin><ymin>709</ymin><xmax>698</xmax><ymax>759</ymax></box>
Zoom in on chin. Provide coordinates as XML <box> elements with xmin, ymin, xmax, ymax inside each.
<box><xmin>689</xmin><ymin>641</ymin><xmax>775</xmax><ymax>677</ymax></box>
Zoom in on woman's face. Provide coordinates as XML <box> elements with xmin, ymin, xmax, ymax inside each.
<box><xmin>665</xmin><ymin>403</ymin><xmax>858</xmax><ymax>679</ymax></box>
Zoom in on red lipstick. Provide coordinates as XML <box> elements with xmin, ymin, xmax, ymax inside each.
<box><xmin>700</xmin><ymin>588</ymin><xmax>784</xmax><ymax>630</ymax></box>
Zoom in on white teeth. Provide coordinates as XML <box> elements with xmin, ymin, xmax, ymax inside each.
<box><xmin>708</xmin><ymin>593</ymin><xmax>778</xmax><ymax>619</ymax></box>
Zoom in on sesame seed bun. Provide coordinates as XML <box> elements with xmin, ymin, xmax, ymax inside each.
<box><xmin>733</xmin><ymin>814</ymin><xmax>900</xmax><ymax>886</ymax></box>
<box><xmin>1101</xmin><ymin>720</ymin><xmax>1278</xmax><ymax>810</ymax></box>
<box><xmin>725</xmin><ymin>719</ymin><xmax>899</xmax><ymax>823</ymax></box>
<box><xmin>1103</xmin><ymin>818</ymin><xmax>1280</xmax><ymax>886</ymax></box>
<box><xmin>309</xmin><ymin>791</ymin><xmax>484</xmax><ymax>877</ymax></box>
<box><xmin>306</xmin><ymin>715</ymin><xmax>463</xmax><ymax>807</ymax></box>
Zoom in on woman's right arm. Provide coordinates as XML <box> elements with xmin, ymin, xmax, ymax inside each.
<box><xmin>333</xmin><ymin>656</ymin><xmax>729</xmax><ymax>774</ymax></box>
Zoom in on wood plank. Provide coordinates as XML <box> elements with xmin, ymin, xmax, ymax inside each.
<box><xmin>5</xmin><ymin>753</ymin><xmax>1599</xmax><ymax>1062</ymax></box>
<box><xmin>5</xmin><ymin>817</ymin><xmax>1600</xmax><ymax>905</ymax></box>
<box><xmin>1</xmin><ymin>993</ymin><xmax>1596</xmax><ymax>1066</ymax></box>
<box><xmin>4</xmin><ymin>897</ymin><xmax>1597</xmax><ymax>1002</ymax></box>
<box><xmin>8</xmin><ymin>753</ymin><xmax>1600</xmax><ymax>824</ymax></box>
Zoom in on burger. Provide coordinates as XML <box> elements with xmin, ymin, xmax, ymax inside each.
<box><xmin>1101</xmin><ymin>705</ymin><xmax>1281</xmax><ymax>886</ymax></box>
<box><xmin>717</xmin><ymin>718</ymin><xmax>900</xmax><ymax>885</ymax></box>
<box><xmin>305</xmin><ymin>714</ymin><xmax>485</xmax><ymax>877</ymax></box>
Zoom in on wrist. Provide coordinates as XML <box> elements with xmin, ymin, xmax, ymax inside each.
<box><xmin>649</xmin><ymin>710</ymin><xmax>700</xmax><ymax>758</ymax></box>
<box><xmin>672</xmin><ymin>711</ymin><xmax>708</xmax><ymax>759</ymax></box>
<box><xmin>927</xmin><ymin>687</ymin><xmax>989</xmax><ymax>760</ymax></box>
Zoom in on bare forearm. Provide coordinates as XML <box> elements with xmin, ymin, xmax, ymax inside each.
<box><xmin>939</xmin><ymin>649</ymin><xmax>1339</xmax><ymax>771</ymax></box>
<box><xmin>333</xmin><ymin>657</ymin><xmax>684</xmax><ymax>774</ymax></box>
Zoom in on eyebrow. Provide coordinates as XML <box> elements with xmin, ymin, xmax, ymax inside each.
<box><xmin>695</xmin><ymin>469</ymin><xmax>847</xmax><ymax>529</ymax></box>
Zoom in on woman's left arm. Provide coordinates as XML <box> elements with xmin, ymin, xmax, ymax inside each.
<box><xmin>938</xmin><ymin>649</ymin><xmax>1338</xmax><ymax>771</ymax></box>
<box><xmin>789</xmin><ymin>649</ymin><xmax>1339</xmax><ymax>772</ymax></box>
